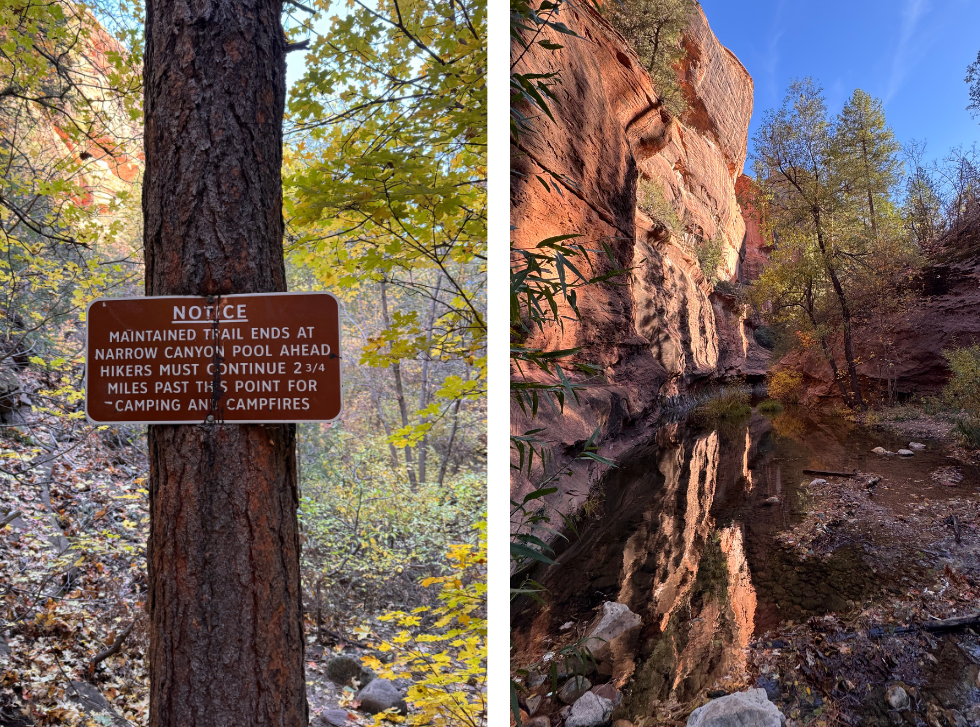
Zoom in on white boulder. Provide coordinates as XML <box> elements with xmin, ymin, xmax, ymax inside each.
<box><xmin>686</xmin><ymin>688</ymin><xmax>785</xmax><ymax>727</ymax></box>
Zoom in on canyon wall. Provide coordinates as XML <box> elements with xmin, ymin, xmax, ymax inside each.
<box><xmin>511</xmin><ymin>2</ymin><xmax>767</xmax><ymax>525</ymax></box>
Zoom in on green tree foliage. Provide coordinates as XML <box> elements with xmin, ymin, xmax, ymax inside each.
<box><xmin>942</xmin><ymin>345</ymin><xmax>980</xmax><ymax>417</ymax></box>
<box><xmin>285</xmin><ymin>0</ymin><xmax>486</xmax><ymax>487</ymax></box>
<box><xmin>605</xmin><ymin>0</ymin><xmax>694</xmax><ymax>117</ymax></box>
<box><xmin>833</xmin><ymin>89</ymin><xmax>902</xmax><ymax>240</ymax></box>
<box><xmin>752</xmin><ymin>80</ymin><xmax>918</xmax><ymax>408</ymax></box>
<box><xmin>0</xmin><ymin>0</ymin><xmax>143</xmax><ymax>419</ymax></box>
<box><xmin>900</xmin><ymin>139</ymin><xmax>980</xmax><ymax>246</ymax></box>
<box><xmin>943</xmin><ymin>345</ymin><xmax>980</xmax><ymax>449</ymax></box>
<box><xmin>299</xmin><ymin>428</ymin><xmax>483</xmax><ymax>617</ymax></box>
<box><xmin>283</xmin><ymin>5</ymin><xmax>487</xmax><ymax>723</ymax></box>
<box><xmin>902</xmin><ymin>139</ymin><xmax>944</xmax><ymax>247</ymax></box>
<box><xmin>967</xmin><ymin>49</ymin><xmax>980</xmax><ymax>122</ymax></box>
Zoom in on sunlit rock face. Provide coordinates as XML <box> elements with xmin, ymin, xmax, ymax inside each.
<box><xmin>511</xmin><ymin>1</ymin><xmax>759</xmax><ymax>531</ymax></box>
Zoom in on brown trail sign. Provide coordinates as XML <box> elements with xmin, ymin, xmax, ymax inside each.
<box><xmin>85</xmin><ymin>292</ymin><xmax>342</xmax><ymax>424</ymax></box>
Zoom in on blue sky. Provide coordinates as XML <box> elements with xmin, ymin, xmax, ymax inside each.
<box><xmin>698</xmin><ymin>0</ymin><xmax>980</xmax><ymax>168</ymax></box>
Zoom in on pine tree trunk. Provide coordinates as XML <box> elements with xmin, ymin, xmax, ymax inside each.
<box><xmin>861</xmin><ymin>139</ymin><xmax>878</xmax><ymax>239</ymax></box>
<box><xmin>142</xmin><ymin>0</ymin><xmax>308</xmax><ymax>722</ymax></box>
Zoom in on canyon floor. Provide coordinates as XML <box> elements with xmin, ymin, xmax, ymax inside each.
<box><xmin>512</xmin><ymin>404</ymin><xmax>980</xmax><ymax>727</ymax></box>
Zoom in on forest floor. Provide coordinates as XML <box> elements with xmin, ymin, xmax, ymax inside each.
<box><xmin>0</xmin><ymin>371</ymin><xmax>437</xmax><ymax>727</ymax></box>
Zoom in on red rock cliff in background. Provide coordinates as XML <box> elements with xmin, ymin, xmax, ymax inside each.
<box><xmin>511</xmin><ymin>2</ymin><xmax>768</xmax><ymax>523</ymax></box>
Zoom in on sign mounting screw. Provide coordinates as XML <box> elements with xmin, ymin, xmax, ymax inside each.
<box><xmin>206</xmin><ymin>415</ymin><xmax>215</xmax><ymax>424</ymax></box>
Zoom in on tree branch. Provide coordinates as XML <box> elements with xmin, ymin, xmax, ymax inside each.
<box><xmin>89</xmin><ymin>621</ymin><xmax>135</xmax><ymax>669</ymax></box>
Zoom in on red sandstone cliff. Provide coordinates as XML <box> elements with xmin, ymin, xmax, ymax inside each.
<box><xmin>511</xmin><ymin>2</ymin><xmax>766</xmax><ymax>524</ymax></box>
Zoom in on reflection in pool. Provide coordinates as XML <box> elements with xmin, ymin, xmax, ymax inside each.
<box><xmin>511</xmin><ymin>407</ymin><xmax>979</xmax><ymax>715</ymax></box>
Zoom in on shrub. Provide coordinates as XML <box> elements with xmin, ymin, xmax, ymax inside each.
<box><xmin>942</xmin><ymin>345</ymin><xmax>980</xmax><ymax>416</ymax></box>
<box><xmin>767</xmin><ymin>369</ymin><xmax>804</xmax><ymax>404</ymax></box>
<box><xmin>753</xmin><ymin>326</ymin><xmax>778</xmax><ymax>351</ymax></box>
<box><xmin>636</xmin><ymin>181</ymin><xmax>725</xmax><ymax>283</ymax></box>
<box><xmin>917</xmin><ymin>395</ymin><xmax>947</xmax><ymax>416</ymax></box>
<box><xmin>299</xmin><ymin>430</ymin><xmax>484</xmax><ymax>616</ymax></box>
<box><xmin>606</xmin><ymin>0</ymin><xmax>695</xmax><ymax>117</ymax></box>
<box><xmin>363</xmin><ymin>523</ymin><xmax>486</xmax><ymax>726</ymax></box>
<box><xmin>637</xmin><ymin>178</ymin><xmax>683</xmax><ymax>238</ymax></box>
<box><xmin>954</xmin><ymin>419</ymin><xmax>980</xmax><ymax>449</ymax></box>
<box><xmin>695</xmin><ymin>233</ymin><xmax>725</xmax><ymax>282</ymax></box>
<box><xmin>757</xmin><ymin>399</ymin><xmax>783</xmax><ymax>415</ymax></box>
<box><xmin>695</xmin><ymin>389</ymin><xmax>751</xmax><ymax>422</ymax></box>
<box><xmin>714</xmin><ymin>279</ymin><xmax>739</xmax><ymax>297</ymax></box>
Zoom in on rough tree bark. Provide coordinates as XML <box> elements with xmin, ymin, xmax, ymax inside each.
<box><xmin>142</xmin><ymin>0</ymin><xmax>307</xmax><ymax>723</ymax></box>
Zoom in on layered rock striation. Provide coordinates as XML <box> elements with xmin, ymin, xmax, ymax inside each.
<box><xmin>511</xmin><ymin>2</ymin><xmax>766</xmax><ymax>525</ymax></box>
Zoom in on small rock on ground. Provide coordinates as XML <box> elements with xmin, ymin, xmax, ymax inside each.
<box><xmin>565</xmin><ymin>691</ymin><xmax>614</xmax><ymax>727</ymax></box>
<box><xmin>886</xmin><ymin>684</ymin><xmax>910</xmax><ymax>710</ymax></box>
<box><xmin>525</xmin><ymin>718</ymin><xmax>550</xmax><ymax>727</ymax></box>
<box><xmin>873</xmin><ymin>447</ymin><xmax>887</xmax><ymax>455</ymax></box>
<box><xmin>809</xmin><ymin>479</ymin><xmax>828</xmax><ymax>486</ymax></box>
<box><xmin>909</xmin><ymin>442</ymin><xmax>926</xmax><ymax>450</ymax></box>
<box><xmin>898</xmin><ymin>449</ymin><xmax>915</xmax><ymax>456</ymax></box>
<box><xmin>526</xmin><ymin>673</ymin><xmax>547</xmax><ymax>689</ymax></box>
<box><xmin>325</xmin><ymin>654</ymin><xmax>375</xmax><ymax>688</ymax></box>
<box><xmin>590</xmin><ymin>682</ymin><xmax>621</xmax><ymax>707</ymax></box>
<box><xmin>355</xmin><ymin>678</ymin><xmax>407</xmax><ymax>715</ymax></box>
<box><xmin>559</xmin><ymin>676</ymin><xmax>591</xmax><ymax>704</ymax></box>
<box><xmin>581</xmin><ymin>602</ymin><xmax>641</xmax><ymax>663</ymax></box>
<box><xmin>315</xmin><ymin>708</ymin><xmax>351</xmax><ymax>726</ymax></box>
<box><xmin>764</xmin><ymin>496</ymin><xmax>780</xmax><ymax>505</ymax></box>
<box><xmin>686</xmin><ymin>688</ymin><xmax>784</xmax><ymax>727</ymax></box>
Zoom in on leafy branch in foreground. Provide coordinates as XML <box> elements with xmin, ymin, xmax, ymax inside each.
<box><xmin>362</xmin><ymin>523</ymin><xmax>486</xmax><ymax>727</ymax></box>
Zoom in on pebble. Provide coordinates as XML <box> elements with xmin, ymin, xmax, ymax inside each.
<box><xmin>809</xmin><ymin>478</ymin><xmax>828</xmax><ymax>486</ymax></box>
<box><xmin>316</xmin><ymin>709</ymin><xmax>350</xmax><ymax>727</ymax></box>
<box><xmin>909</xmin><ymin>442</ymin><xmax>926</xmax><ymax>451</ymax></box>
<box><xmin>526</xmin><ymin>673</ymin><xmax>547</xmax><ymax>689</ymax></box>
<box><xmin>872</xmin><ymin>447</ymin><xmax>887</xmax><ymax>455</ymax></box>
<box><xmin>763</xmin><ymin>496</ymin><xmax>780</xmax><ymax>505</ymax></box>
<box><xmin>886</xmin><ymin>684</ymin><xmax>910</xmax><ymax>710</ymax></box>
<box><xmin>558</xmin><ymin>676</ymin><xmax>591</xmax><ymax>704</ymax></box>
<box><xmin>898</xmin><ymin>449</ymin><xmax>914</xmax><ymax>456</ymax></box>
